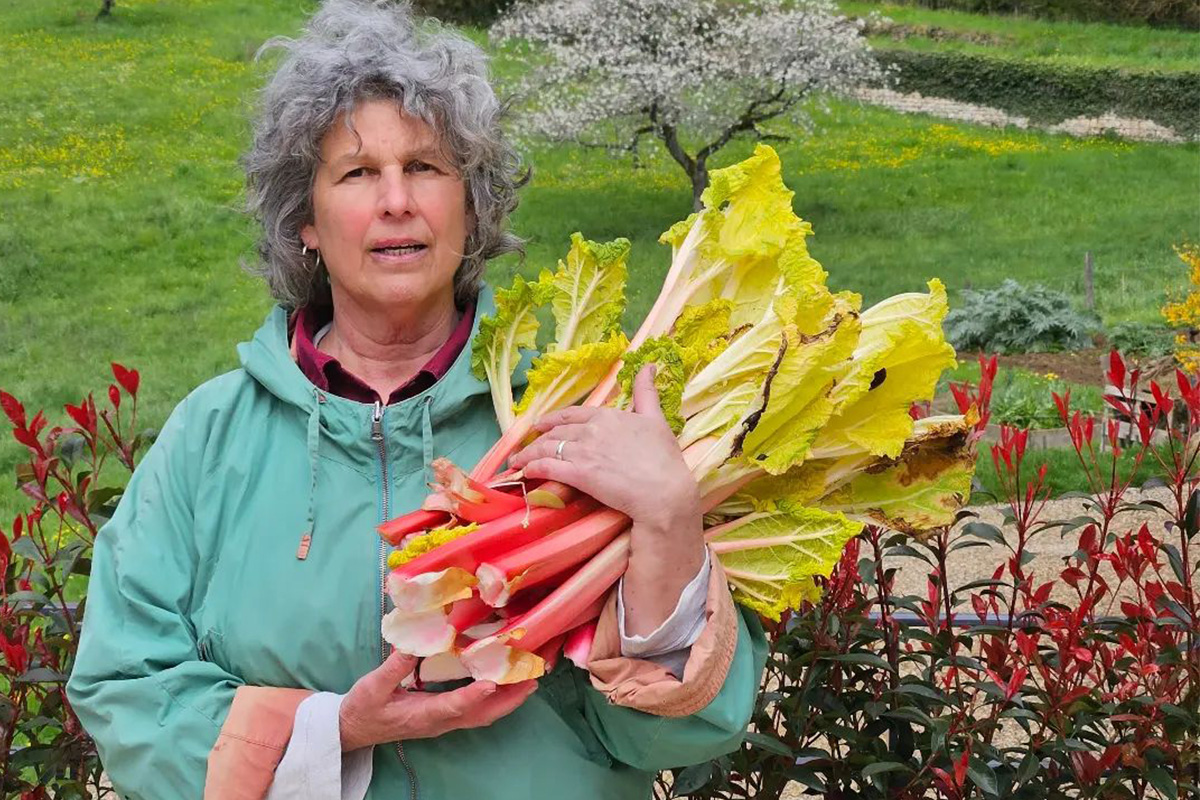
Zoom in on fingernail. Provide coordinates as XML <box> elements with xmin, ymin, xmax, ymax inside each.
<box><xmin>480</xmin><ymin>683</ymin><xmax>497</xmax><ymax>697</ymax></box>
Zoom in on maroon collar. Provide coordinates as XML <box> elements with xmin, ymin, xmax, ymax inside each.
<box><xmin>291</xmin><ymin>303</ymin><xmax>476</xmax><ymax>405</ymax></box>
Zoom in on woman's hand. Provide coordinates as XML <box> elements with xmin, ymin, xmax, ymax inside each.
<box><xmin>339</xmin><ymin>651</ymin><xmax>538</xmax><ymax>751</ymax></box>
<box><xmin>508</xmin><ymin>365</ymin><xmax>706</xmax><ymax>637</ymax></box>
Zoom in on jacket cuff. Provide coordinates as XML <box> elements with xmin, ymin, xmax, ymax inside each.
<box><xmin>204</xmin><ymin>686</ymin><xmax>314</xmax><ymax>800</ymax></box>
<box><xmin>617</xmin><ymin>548</ymin><xmax>710</xmax><ymax>658</ymax></box>
<box><xmin>586</xmin><ymin>550</ymin><xmax>739</xmax><ymax>718</ymax></box>
<box><xmin>266</xmin><ymin>693</ymin><xmax>373</xmax><ymax>800</ymax></box>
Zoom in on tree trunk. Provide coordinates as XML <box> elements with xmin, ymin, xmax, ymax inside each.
<box><xmin>690</xmin><ymin>160</ymin><xmax>709</xmax><ymax>211</ymax></box>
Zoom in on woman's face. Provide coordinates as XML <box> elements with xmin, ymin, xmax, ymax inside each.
<box><xmin>301</xmin><ymin>100</ymin><xmax>470</xmax><ymax>316</ymax></box>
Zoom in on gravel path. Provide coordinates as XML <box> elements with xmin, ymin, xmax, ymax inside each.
<box><xmin>852</xmin><ymin>87</ymin><xmax>1190</xmax><ymax>144</ymax></box>
<box><xmin>889</xmin><ymin>486</ymin><xmax>1181</xmax><ymax>608</ymax></box>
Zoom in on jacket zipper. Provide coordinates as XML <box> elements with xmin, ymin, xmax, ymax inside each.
<box><xmin>372</xmin><ymin>399</ymin><xmax>418</xmax><ymax>800</ymax></box>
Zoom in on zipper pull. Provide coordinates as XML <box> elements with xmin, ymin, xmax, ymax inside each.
<box><xmin>371</xmin><ymin>400</ymin><xmax>384</xmax><ymax>442</ymax></box>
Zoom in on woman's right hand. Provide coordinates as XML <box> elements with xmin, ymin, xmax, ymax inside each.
<box><xmin>339</xmin><ymin>650</ymin><xmax>538</xmax><ymax>751</ymax></box>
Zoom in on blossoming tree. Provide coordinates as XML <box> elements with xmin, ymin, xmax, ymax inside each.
<box><xmin>490</xmin><ymin>0</ymin><xmax>884</xmax><ymax>208</ymax></box>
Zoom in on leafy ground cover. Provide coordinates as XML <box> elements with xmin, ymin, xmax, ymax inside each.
<box><xmin>1</xmin><ymin>0</ymin><xmax>1197</xmax><ymax>519</ymax></box>
<box><xmin>838</xmin><ymin>0</ymin><xmax>1200</xmax><ymax>72</ymax></box>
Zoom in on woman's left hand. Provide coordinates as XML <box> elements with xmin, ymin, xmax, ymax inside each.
<box><xmin>508</xmin><ymin>365</ymin><xmax>707</xmax><ymax>636</ymax></box>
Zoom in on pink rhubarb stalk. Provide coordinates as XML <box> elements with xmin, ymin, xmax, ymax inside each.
<box><xmin>378</xmin><ymin>508</ymin><xmax>451</xmax><ymax>547</ymax></box>
<box><xmin>388</xmin><ymin>491</ymin><xmax>594</xmax><ymax>613</ymax></box>
<box><xmin>461</xmin><ymin>532</ymin><xmax>631</xmax><ymax>683</ymax></box>
<box><xmin>382</xmin><ymin>595</ymin><xmax>499</xmax><ymax>659</ymax></box>
<box><xmin>563</xmin><ymin>621</ymin><xmax>597</xmax><ymax>670</ymax></box>
<box><xmin>422</xmin><ymin>458</ymin><xmax>527</xmax><ymax>522</ymax></box>
<box><xmin>475</xmin><ymin>508</ymin><xmax>630</xmax><ymax>607</ymax></box>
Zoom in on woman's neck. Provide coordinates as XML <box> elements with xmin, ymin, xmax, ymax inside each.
<box><xmin>319</xmin><ymin>291</ymin><xmax>460</xmax><ymax>401</ymax></box>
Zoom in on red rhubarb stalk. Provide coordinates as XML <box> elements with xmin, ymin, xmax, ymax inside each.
<box><xmin>475</xmin><ymin>508</ymin><xmax>629</xmax><ymax>607</ymax></box>
<box><xmin>563</xmin><ymin>621</ymin><xmax>597</xmax><ymax>670</ymax></box>
<box><xmin>461</xmin><ymin>532</ymin><xmax>631</xmax><ymax>683</ymax></box>
<box><xmin>378</xmin><ymin>508</ymin><xmax>452</xmax><ymax>547</ymax></box>
<box><xmin>388</xmin><ymin>492</ymin><xmax>595</xmax><ymax>612</ymax></box>
<box><xmin>422</xmin><ymin>458</ymin><xmax>527</xmax><ymax>522</ymax></box>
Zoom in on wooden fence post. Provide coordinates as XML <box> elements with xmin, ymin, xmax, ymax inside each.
<box><xmin>1085</xmin><ymin>251</ymin><xmax>1095</xmax><ymax>311</ymax></box>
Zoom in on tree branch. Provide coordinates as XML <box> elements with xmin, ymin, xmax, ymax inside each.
<box><xmin>649</xmin><ymin>101</ymin><xmax>695</xmax><ymax>175</ymax></box>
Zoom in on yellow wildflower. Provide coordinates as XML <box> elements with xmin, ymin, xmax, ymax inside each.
<box><xmin>1161</xmin><ymin>243</ymin><xmax>1200</xmax><ymax>372</ymax></box>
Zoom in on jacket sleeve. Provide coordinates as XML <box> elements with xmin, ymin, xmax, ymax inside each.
<box><xmin>578</xmin><ymin>558</ymin><xmax>769</xmax><ymax>772</ymax></box>
<box><xmin>66</xmin><ymin>397</ymin><xmax>255</xmax><ymax>799</ymax></box>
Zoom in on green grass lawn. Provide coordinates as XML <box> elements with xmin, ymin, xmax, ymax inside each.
<box><xmin>1</xmin><ymin>0</ymin><xmax>1198</xmax><ymax>521</ymax></box>
<box><xmin>838</xmin><ymin>1</ymin><xmax>1200</xmax><ymax>72</ymax></box>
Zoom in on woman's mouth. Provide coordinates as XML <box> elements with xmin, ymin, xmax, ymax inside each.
<box><xmin>371</xmin><ymin>243</ymin><xmax>428</xmax><ymax>261</ymax></box>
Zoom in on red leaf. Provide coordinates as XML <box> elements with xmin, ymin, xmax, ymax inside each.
<box><xmin>111</xmin><ymin>362</ymin><xmax>140</xmax><ymax>397</ymax></box>
<box><xmin>1079</xmin><ymin>525</ymin><xmax>1097</xmax><ymax>556</ymax></box>
<box><xmin>1108</xmin><ymin>350</ymin><xmax>1126</xmax><ymax>391</ymax></box>
<box><xmin>1033</xmin><ymin>581</ymin><xmax>1054</xmax><ymax>604</ymax></box>
<box><xmin>12</xmin><ymin>426</ymin><xmax>41</xmax><ymax>452</ymax></box>
<box><xmin>1072</xmin><ymin>647</ymin><xmax>1094</xmax><ymax>664</ymax></box>
<box><xmin>0</xmin><ymin>390</ymin><xmax>25</xmax><ymax>428</ymax></box>
<box><xmin>1015</xmin><ymin>631</ymin><xmax>1038</xmax><ymax>660</ymax></box>
<box><xmin>1060</xmin><ymin>566</ymin><xmax>1085</xmax><ymax>588</ymax></box>
<box><xmin>65</xmin><ymin>402</ymin><xmax>90</xmax><ymax>431</ymax></box>
<box><xmin>1104</xmin><ymin>395</ymin><xmax>1131</xmax><ymax>417</ymax></box>
<box><xmin>1150</xmin><ymin>381</ymin><xmax>1173</xmax><ymax>415</ymax></box>
<box><xmin>1052</xmin><ymin>390</ymin><xmax>1070</xmax><ymax>422</ymax></box>
<box><xmin>108</xmin><ymin>384</ymin><xmax>121</xmax><ymax>410</ymax></box>
<box><xmin>1120</xmin><ymin>601</ymin><xmax>1144</xmax><ymax>618</ymax></box>
<box><xmin>954</xmin><ymin>750</ymin><xmax>969</xmax><ymax>788</ymax></box>
<box><xmin>1008</xmin><ymin>666</ymin><xmax>1028</xmax><ymax>698</ymax></box>
<box><xmin>949</xmin><ymin>382</ymin><xmax>971</xmax><ymax>414</ymax></box>
<box><xmin>1061</xmin><ymin>686</ymin><xmax>1090</xmax><ymax>706</ymax></box>
<box><xmin>971</xmin><ymin>593</ymin><xmax>988</xmax><ymax>622</ymax></box>
<box><xmin>1137</xmin><ymin>411</ymin><xmax>1152</xmax><ymax>446</ymax></box>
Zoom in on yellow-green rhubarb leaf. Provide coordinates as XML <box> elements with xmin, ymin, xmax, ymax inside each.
<box><xmin>472</xmin><ymin>275</ymin><xmax>553</xmax><ymax>431</ymax></box>
<box><xmin>736</xmin><ymin>296</ymin><xmax>862</xmax><ymax>474</ymax></box>
<box><xmin>544</xmin><ymin>233</ymin><xmax>629</xmax><ymax>352</ymax></box>
<box><xmin>616</xmin><ymin>337</ymin><xmax>687</xmax><ymax>433</ymax></box>
<box><xmin>810</xmin><ymin>280</ymin><xmax>957</xmax><ymax>461</ymax></box>
<box><xmin>707</xmin><ymin>503</ymin><xmax>863</xmax><ymax>621</ymax></box>
<box><xmin>818</xmin><ymin>414</ymin><xmax>975</xmax><ymax>534</ymax></box>
<box><xmin>513</xmin><ymin>334</ymin><xmax>631</xmax><ymax>418</ymax></box>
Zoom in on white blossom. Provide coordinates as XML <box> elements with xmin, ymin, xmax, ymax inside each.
<box><xmin>491</xmin><ymin>0</ymin><xmax>886</xmax><ymax>205</ymax></box>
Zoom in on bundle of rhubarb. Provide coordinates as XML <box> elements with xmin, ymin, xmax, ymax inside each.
<box><xmin>377</xmin><ymin>145</ymin><xmax>978</xmax><ymax>686</ymax></box>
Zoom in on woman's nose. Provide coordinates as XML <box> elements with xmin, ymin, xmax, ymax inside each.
<box><xmin>377</xmin><ymin>168</ymin><xmax>414</xmax><ymax>217</ymax></box>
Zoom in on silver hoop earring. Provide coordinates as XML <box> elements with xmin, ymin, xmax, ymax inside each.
<box><xmin>302</xmin><ymin>244</ymin><xmax>323</xmax><ymax>272</ymax></box>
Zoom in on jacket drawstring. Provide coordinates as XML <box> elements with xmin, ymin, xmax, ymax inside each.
<box><xmin>298</xmin><ymin>389</ymin><xmax>324</xmax><ymax>560</ymax></box>
<box><xmin>421</xmin><ymin>395</ymin><xmax>434</xmax><ymax>487</ymax></box>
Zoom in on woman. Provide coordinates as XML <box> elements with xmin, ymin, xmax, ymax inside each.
<box><xmin>66</xmin><ymin>2</ymin><xmax>767</xmax><ymax>798</ymax></box>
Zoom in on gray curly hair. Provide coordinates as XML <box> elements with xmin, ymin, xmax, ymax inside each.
<box><xmin>243</xmin><ymin>0</ymin><xmax>525</xmax><ymax>310</ymax></box>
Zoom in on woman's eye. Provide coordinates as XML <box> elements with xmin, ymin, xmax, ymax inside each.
<box><xmin>342</xmin><ymin>167</ymin><xmax>368</xmax><ymax>179</ymax></box>
<box><xmin>407</xmin><ymin>160</ymin><xmax>434</xmax><ymax>173</ymax></box>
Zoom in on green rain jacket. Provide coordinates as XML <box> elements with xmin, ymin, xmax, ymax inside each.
<box><xmin>66</xmin><ymin>286</ymin><xmax>769</xmax><ymax>800</ymax></box>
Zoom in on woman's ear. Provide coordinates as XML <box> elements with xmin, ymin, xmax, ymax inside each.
<box><xmin>299</xmin><ymin>223</ymin><xmax>318</xmax><ymax>252</ymax></box>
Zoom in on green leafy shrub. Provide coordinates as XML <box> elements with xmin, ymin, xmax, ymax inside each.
<box><xmin>1108</xmin><ymin>320</ymin><xmax>1176</xmax><ymax>358</ymax></box>
<box><xmin>880</xmin><ymin>0</ymin><xmax>1199</xmax><ymax>29</ymax></box>
<box><xmin>412</xmin><ymin>0</ymin><xmax>512</xmax><ymax>25</ymax></box>
<box><xmin>989</xmin><ymin>368</ymin><xmax>1103</xmax><ymax>427</ymax></box>
<box><xmin>944</xmin><ymin>279</ymin><xmax>1099</xmax><ymax>353</ymax></box>
<box><xmin>878</xmin><ymin>50</ymin><xmax>1200</xmax><ymax>137</ymax></box>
